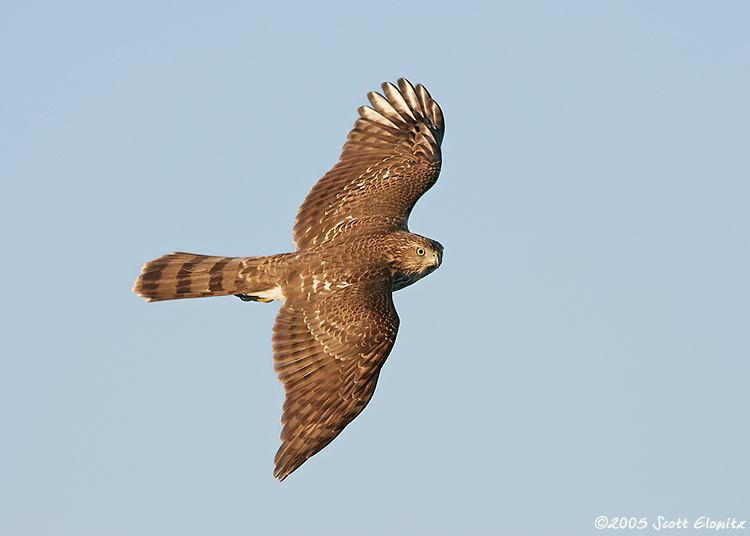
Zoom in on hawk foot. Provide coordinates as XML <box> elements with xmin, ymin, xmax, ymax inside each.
<box><xmin>235</xmin><ymin>294</ymin><xmax>273</xmax><ymax>303</ymax></box>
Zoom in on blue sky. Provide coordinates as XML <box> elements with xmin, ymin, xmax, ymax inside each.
<box><xmin>2</xmin><ymin>2</ymin><xmax>748</xmax><ymax>534</ymax></box>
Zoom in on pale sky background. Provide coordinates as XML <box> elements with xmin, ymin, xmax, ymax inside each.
<box><xmin>2</xmin><ymin>2</ymin><xmax>748</xmax><ymax>535</ymax></box>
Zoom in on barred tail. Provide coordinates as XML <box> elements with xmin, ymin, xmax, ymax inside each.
<box><xmin>132</xmin><ymin>252</ymin><xmax>281</xmax><ymax>303</ymax></box>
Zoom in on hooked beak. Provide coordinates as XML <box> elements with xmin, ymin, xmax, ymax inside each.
<box><xmin>432</xmin><ymin>250</ymin><xmax>442</xmax><ymax>267</ymax></box>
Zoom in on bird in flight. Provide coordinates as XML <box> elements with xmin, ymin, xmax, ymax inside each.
<box><xmin>132</xmin><ymin>78</ymin><xmax>445</xmax><ymax>480</ymax></box>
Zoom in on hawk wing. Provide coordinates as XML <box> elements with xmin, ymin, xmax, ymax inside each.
<box><xmin>271</xmin><ymin>280</ymin><xmax>399</xmax><ymax>480</ymax></box>
<box><xmin>293</xmin><ymin>78</ymin><xmax>444</xmax><ymax>250</ymax></box>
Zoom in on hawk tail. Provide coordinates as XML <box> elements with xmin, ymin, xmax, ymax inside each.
<box><xmin>132</xmin><ymin>252</ymin><xmax>281</xmax><ymax>303</ymax></box>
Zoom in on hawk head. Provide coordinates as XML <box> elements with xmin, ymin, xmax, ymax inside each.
<box><xmin>390</xmin><ymin>234</ymin><xmax>443</xmax><ymax>291</ymax></box>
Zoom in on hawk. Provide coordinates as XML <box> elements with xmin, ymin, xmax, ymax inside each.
<box><xmin>132</xmin><ymin>78</ymin><xmax>445</xmax><ymax>481</ymax></box>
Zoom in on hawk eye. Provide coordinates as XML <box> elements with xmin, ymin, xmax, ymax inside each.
<box><xmin>416</xmin><ymin>247</ymin><xmax>426</xmax><ymax>256</ymax></box>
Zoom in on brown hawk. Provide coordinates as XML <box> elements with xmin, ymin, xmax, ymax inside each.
<box><xmin>132</xmin><ymin>78</ymin><xmax>445</xmax><ymax>481</ymax></box>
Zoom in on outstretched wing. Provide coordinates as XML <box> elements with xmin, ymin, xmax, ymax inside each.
<box><xmin>271</xmin><ymin>280</ymin><xmax>399</xmax><ymax>480</ymax></box>
<box><xmin>293</xmin><ymin>78</ymin><xmax>444</xmax><ymax>250</ymax></box>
